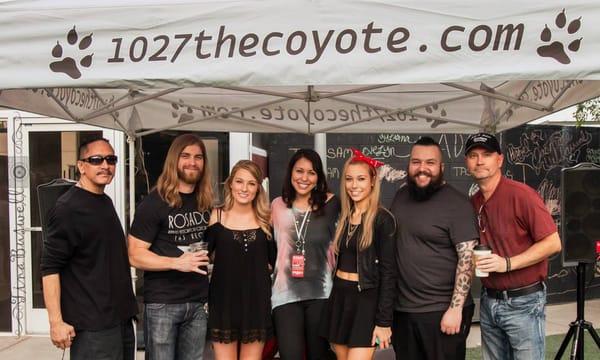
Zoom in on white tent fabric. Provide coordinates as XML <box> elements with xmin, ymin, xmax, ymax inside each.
<box><xmin>1</xmin><ymin>0</ymin><xmax>600</xmax><ymax>135</ymax></box>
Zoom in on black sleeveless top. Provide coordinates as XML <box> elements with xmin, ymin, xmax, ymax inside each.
<box><xmin>206</xmin><ymin>210</ymin><xmax>276</xmax><ymax>343</ymax></box>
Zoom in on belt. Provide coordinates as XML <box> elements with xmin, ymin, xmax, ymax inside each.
<box><xmin>485</xmin><ymin>282</ymin><xmax>544</xmax><ymax>300</ymax></box>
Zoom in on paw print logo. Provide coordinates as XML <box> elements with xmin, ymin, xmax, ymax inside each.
<box><xmin>424</xmin><ymin>104</ymin><xmax>448</xmax><ymax>129</ymax></box>
<box><xmin>49</xmin><ymin>26</ymin><xmax>93</xmax><ymax>79</ymax></box>
<box><xmin>171</xmin><ymin>100</ymin><xmax>194</xmax><ymax>123</ymax></box>
<box><xmin>537</xmin><ymin>9</ymin><xmax>582</xmax><ymax>65</ymax></box>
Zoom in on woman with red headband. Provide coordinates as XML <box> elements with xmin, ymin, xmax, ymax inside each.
<box><xmin>320</xmin><ymin>148</ymin><xmax>397</xmax><ymax>359</ymax></box>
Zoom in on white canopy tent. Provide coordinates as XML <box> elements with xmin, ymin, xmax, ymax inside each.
<box><xmin>5</xmin><ymin>0</ymin><xmax>600</xmax><ymax>337</ymax></box>
<box><xmin>1</xmin><ymin>0</ymin><xmax>600</xmax><ymax>138</ymax></box>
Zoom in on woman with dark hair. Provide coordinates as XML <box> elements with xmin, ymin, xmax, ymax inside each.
<box><xmin>271</xmin><ymin>149</ymin><xmax>340</xmax><ymax>359</ymax></box>
<box><xmin>320</xmin><ymin>149</ymin><xmax>396</xmax><ymax>360</ymax></box>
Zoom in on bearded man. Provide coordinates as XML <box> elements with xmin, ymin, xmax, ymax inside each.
<box><xmin>389</xmin><ymin>136</ymin><xmax>479</xmax><ymax>360</ymax></box>
<box><xmin>128</xmin><ymin>133</ymin><xmax>213</xmax><ymax>360</ymax></box>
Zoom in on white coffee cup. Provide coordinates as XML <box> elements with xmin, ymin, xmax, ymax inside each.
<box><xmin>474</xmin><ymin>244</ymin><xmax>492</xmax><ymax>277</ymax></box>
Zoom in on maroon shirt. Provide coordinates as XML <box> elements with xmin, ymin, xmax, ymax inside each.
<box><xmin>471</xmin><ymin>177</ymin><xmax>557</xmax><ymax>290</ymax></box>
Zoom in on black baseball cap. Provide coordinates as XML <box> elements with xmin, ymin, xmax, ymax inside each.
<box><xmin>465</xmin><ymin>133</ymin><xmax>502</xmax><ymax>155</ymax></box>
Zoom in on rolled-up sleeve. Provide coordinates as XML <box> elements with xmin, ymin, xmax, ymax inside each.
<box><xmin>40</xmin><ymin>205</ymin><xmax>77</xmax><ymax>276</ymax></box>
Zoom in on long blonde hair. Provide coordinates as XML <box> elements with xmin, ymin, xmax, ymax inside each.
<box><xmin>222</xmin><ymin>160</ymin><xmax>272</xmax><ymax>239</ymax></box>
<box><xmin>156</xmin><ymin>133</ymin><xmax>213</xmax><ymax>211</ymax></box>
<box><xmin>333</xmin><ymin>159</ymin><xmax>382</xmax><ymax>252</ymax></box>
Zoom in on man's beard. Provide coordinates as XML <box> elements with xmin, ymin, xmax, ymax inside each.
<box><xmin>178</xmin><ymin>168</ymin><xmax>202</xmax><ymax>185</ymax></box>
<box><xmin>407</xmin><ymin>170</ymin><xmax>444</xmax><ymax>201</ymax></box>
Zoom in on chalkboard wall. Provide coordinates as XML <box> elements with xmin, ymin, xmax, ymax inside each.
<box><xmin>267</xmin><ymin>125</ymin><xmax>600</xmax><ymax>304</ymax></box>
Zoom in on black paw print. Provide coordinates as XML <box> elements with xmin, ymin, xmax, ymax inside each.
<box><xmin>537</xmin><ymin>9</ymin><xmax>582</xmax><ymax>65</ymax></box>
<box><xmin>49</xmin><ymin>26</ymin><xmax>93</xmax><ymax>79</ymax></box>
<box><xmin>424</xmin><ymin>104</ymin><xmax>448</xmax><ymax>129</ymax></box>
<box><xmin>171</xmin><ymin>100</ymin><xmax>194</xmax><ymax>123</ymax></box>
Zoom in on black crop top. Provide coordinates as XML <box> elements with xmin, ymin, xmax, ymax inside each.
<box><xmin>338</xmin><ymin>222</ymin><xmax>361</xmax><ymax>273</ymax></box>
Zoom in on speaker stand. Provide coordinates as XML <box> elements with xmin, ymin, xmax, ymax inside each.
<box><xmin>554</xmin><ymin>263</ymin><xmax>600</xmax><ymax>359</ymax></box>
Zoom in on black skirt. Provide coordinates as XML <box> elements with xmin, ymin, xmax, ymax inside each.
<box><xmin>320</xmin><ymin>277</ymin><xmax>377</xmax><ymax>347</ymax></box>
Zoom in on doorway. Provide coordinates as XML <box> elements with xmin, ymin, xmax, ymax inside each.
<box><xmin>6</xmin><ymin>113</ymin><xmax>125</xmax><ymax>334</ymax></box>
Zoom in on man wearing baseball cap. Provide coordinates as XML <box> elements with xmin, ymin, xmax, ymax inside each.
<box><xmin>464</xmin><ymin>132</ymin><xmax>561</xmax><ymax>360</ymax></box>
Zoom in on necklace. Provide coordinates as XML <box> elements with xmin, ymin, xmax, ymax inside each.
<box><xmin>345</xmin><ymin>222</ymin><xmax>360</xmax><ymax>247</ymax></box>
<box><xmin>292</xmin><ymin>207</ymin><xmax>311</xmax><ymax>255</ymax></box>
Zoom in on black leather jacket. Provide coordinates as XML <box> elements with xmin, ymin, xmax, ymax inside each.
<box><xmin>337</xmin><ymin>208</ymin><xmax>397</xmax><ymax>327</ymax></box>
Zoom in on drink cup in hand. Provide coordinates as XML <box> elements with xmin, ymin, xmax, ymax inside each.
<box><xmin>189</xmin><ymin>241</ymin><xmax>208</xmax><ymax>255</ymax></box>
<box><xmin>474</xmin><ymin>244</ymin><xmax>492</xmax><ymax>277</ymax></box>
<box><xmin>189</xmin><ymin>241</ymin><xmax>209</xmax><ymax>274</ymax></box>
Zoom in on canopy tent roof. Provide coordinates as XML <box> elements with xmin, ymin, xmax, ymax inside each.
<box><xmin>1</xmin><ymin>0</ymin><xmax>600</xmax><ymax>136</ymax></box>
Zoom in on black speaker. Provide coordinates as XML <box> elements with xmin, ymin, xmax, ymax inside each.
<box><xmin>561</xmin><ymin>163</ymin><xmax>600</xmax><ymax>266</ymax></box>
<box><xmin>37</xmin><ymin>179</ymin><xmax>75</xmax><ymax>242</ymax></box>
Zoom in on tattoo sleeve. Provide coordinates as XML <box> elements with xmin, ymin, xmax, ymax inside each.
<box><xmin>450</xmin><ymin>240</ymin><xmax>477</xmax><ymax>309</ymax></box>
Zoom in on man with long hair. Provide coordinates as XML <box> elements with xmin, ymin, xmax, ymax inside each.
<box><xmin>128</xmin><ymin>133</ymin><xmax>213</xmax><ymax>360</ymax></box>
<box><xmin>390</xmin><ymin>136</ymin><xmax>479</xmax><ymax>360</ymax></box>
<box><xmin>41</xmin><ymin>138</ymin><xmax>137</xmax><ymax>359</ymax></box>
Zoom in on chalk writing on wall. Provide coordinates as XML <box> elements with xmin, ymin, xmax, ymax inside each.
<box><xmin>586</xmin><ymin>148</ymin><xmax>600</xmax><ymax>164</ymax></box>
<box><xmin>506</xmin><ymin>129</ymin><xmax>592</xmax><ymax>175</ymax></box>
<box><xmin>537</xmin><ymin>178</ymin><xmax>560</xmax><ymax>216</ymax></box>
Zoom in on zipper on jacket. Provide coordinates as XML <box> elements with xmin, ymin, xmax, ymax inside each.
<box><xmin>356</xmin><ymin>223</ymin><xmax>361</xmax><ymax>292</ymax></box>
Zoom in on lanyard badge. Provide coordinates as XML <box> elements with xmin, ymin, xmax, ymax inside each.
<box><xmin>291</xmin><ymin>254</ymin><xmax>305</xmax><ymax>278</ymax></box>
<box><xmin>291</xmin><ymin>208</ymin><xmax>311</xmax><ymax>278</ymax></box>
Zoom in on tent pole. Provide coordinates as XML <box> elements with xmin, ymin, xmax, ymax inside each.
<box><xmin>126</xmin><ymin>134</ymin><xmax>138</xmax><ymax>345</ymax></box>
<box><xmin>127</xmin><ymin>134</ymin><xmax>137</xmax><ymax>281</ymax></box>
<box><xmin>128</xmin><ymin>135</ymin><xmax>136</xmax><ymax>227</ymax></box>
<box><xmin>314</xmin><ymin>133</ymin><xmax>327</xmax><ymax>174</ymax></box>
<box><xmin>495</xmin><ymin>81</ymin><xmax>534</xmax><ymax>126</ymax></box>
<box><xmin>442</xmin><ymin>82</ymin><xmax>549</xmax><ymax>111</ymax></box>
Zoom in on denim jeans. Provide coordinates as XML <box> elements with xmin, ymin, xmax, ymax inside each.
<box><xmin>144</xmin><ymin>302</ymin><xmax>208</xmax><ymax>360</ymax></box>
<box><xmin>71</xmin><ymin>319</ymin><xmax>135</xmax><ymax>360</ymax></box>
<box><xmin>480</xmin><ymin>287</ymin><xmax>546</xmax><ymax>360</ymax></box>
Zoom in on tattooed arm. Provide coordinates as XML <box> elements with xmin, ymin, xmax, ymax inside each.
<box><xmin>440</xmin><ymin>239</ymin><xmax>477</xmax><ymax>335</ymax></box>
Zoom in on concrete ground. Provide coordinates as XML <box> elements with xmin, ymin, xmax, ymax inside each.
<box><xmin>1</xmin><ymin>299</ymin><xmax>599</xmax><ymax>359</ymax></box>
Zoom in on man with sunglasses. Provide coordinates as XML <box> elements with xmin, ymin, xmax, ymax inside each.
<box><xmin>465</xmin><ymin>132</ymin><xmax>561</xmax><ymax>360</ymax></box>
<box><xmin>41</xmin><ymin>138</ymin><xmax>138</xmax><ymax>360</ymax></box>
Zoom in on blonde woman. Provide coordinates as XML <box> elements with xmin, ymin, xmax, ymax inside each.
<box><xmin>206</xmin><ymin>160</ymin><xmax>276</xmax><ymax>359</ymax></box>
<box><xmin>320</xmin><ymin>149</ymin><xmax>396</xmax><ymax>360</ymax></box>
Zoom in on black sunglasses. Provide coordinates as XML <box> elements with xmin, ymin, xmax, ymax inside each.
<box><xmin>79</xmin><ymin>155</ymin><xmax>118</xmax><ymax>165</ymax></box>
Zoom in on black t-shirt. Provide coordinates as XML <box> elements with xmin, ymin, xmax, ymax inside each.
<box><xmin>130</xmin><ymin>190</ymin><xmax>210</xmax><ymax>304</ymax></box>
<box><xmin>40</xmin><ymin>186</ymin><xmax>138</xmax><ymax>331</ymax></box>
<box><xmin>390</xmin><ymin>184</ymin><xmax>478</xmax><ymax>313</ymax></box>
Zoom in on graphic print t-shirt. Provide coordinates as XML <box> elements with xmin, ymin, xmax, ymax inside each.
<box><xmin>130</xmin><ymin>190</ymin><xmax>210</xmax><ymax>303</ymax></box>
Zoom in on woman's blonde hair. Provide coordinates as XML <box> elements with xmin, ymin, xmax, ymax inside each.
<box><xmin>333</xmin><ymin>159</ymin><xmax>382</xmax><ymax>252</ymax></box>
<box><xmin>155</xmin><ymin>134</ymin><xmax>213</xmax><ymax>211</ymax></box>
<box><xmin>222</xmin><ymin>160</ymin><xmax>272</xmax><ymax>239</ymax></box>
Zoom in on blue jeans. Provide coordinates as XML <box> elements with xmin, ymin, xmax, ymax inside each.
<box><xmin>480</xmin><ymin>287</ymin><xmax>546</xmax><ymax>360</ymax></box>
<box><xmin>71</xmin><ymin>319</ymin><xmax>135</xmax><ymax>360</ymax></box>
<box><xmin>144</xmin><ymin>302</ymin><xmax>208</xmax><ymax>360</ymax></box>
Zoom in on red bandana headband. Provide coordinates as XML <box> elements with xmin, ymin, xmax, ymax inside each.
<box><xmin>350</xmin><ymin>148</ymin><xmax>385</xmax><ymax>169</ymax></box>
